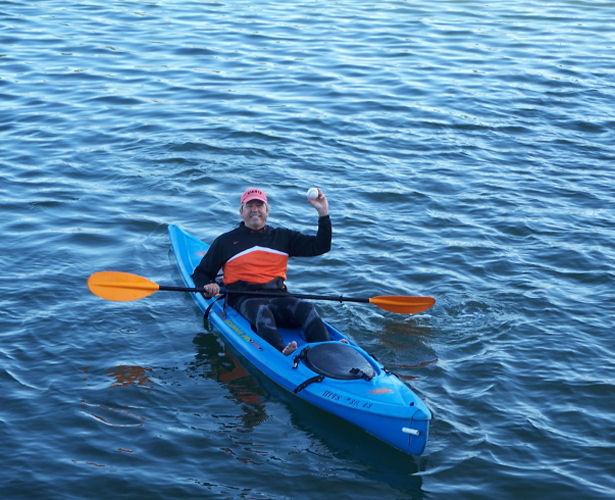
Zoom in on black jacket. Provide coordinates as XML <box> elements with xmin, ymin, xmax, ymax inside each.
<box><xmin>192</xmin><ymin>215</ymin><xmax>331</xmax><ymax>291</ymax></box>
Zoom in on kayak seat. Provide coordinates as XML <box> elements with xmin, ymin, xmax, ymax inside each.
<box><xmin>294</xmin><ymin>342</ymin><xmax>375</xmax><ymax>381</ymax></box>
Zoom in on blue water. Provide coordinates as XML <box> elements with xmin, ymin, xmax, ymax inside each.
<box><xmin>2</xmin><ymin>1</ymin><xmax>614</xmax><ymax>498</ymax></box>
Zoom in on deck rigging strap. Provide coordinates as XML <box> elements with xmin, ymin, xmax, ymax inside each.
<box><xmin>293</xmin><ymin>375</ymin><xmax>325</xmax><ymax>393</ymax></box>
<box><xmin>203</xmin><ymin>295</ymin><xmax>225</xmax><ymax>326</ymax></box>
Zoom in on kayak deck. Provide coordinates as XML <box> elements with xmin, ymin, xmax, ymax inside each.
<box><xmin>168</xmin><ymin>224</ymin><xmax>431</xmax><ymax>455</ymax></box>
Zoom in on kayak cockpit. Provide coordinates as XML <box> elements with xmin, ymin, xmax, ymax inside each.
<box><xmin>292</xmin><ymin>342</ymin><xmax>377</xmax><ymax>381</ymax></box>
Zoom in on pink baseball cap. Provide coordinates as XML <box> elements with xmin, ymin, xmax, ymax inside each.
<box><xmin>240</xmin><ymin>187</ymin><xmax>268</xmax><ymax>204</ymax></box>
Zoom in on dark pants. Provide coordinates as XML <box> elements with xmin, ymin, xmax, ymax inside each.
<box><xmin>234</xmin><ymin>295</ymin><xmax>330</xmax><ymax>351</ymax></box>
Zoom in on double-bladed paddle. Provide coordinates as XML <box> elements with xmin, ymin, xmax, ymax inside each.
<box><xmin>87</xmin><ymin>271</ymin><xmax>435</xmax><ymax>314</ymax></box>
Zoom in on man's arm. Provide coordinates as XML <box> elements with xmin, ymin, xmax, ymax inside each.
<box><xmin>192</xmin><ymin>238</ymin><xmax>224</xmax><ymax>294</ymax></box>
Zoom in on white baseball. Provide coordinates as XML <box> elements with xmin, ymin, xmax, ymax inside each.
<box><xmin>307</xmin><ymin>187</ymin><xmax>319</xmax><ymax>200</ymax></box>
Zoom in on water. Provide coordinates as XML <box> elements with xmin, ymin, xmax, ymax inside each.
<box><xmin>2</xmin><ymin>0</ymin><xmax>614</xmax><ymax>498</ymax></box>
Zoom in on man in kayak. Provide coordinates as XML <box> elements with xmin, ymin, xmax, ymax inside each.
<box><xmin>192</xmin><ymin>187</ymin><xmax>331</xmax><ymax>355</ymax></box>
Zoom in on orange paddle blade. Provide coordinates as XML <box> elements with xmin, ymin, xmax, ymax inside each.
<box><xmin>87</xmin><ymin>271</ymin><xmax>160</xmax><ymax>301</ymax></box>
<box><xmin>369</xmin><ymin>295</ymin><xmax>435</xmax><ymax>314</ymax></box>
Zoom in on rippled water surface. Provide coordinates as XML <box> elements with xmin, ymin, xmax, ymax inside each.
<box><xmin>2</xmin><ymin>1</ymin><xmax>614</xmax><ymax>498</ymax></box>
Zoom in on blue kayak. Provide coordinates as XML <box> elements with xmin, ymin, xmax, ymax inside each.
<box><xmin>168</xmin><ymin>224</ymin><xmax>431</xmax><ymax>455</ymax></box>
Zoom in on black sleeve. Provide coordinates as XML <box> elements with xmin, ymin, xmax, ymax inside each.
<box><xmin>191</xmin><ymin>237</ymin><xmax>224</xmax><ymax>289</ymax></box>
<box><xmin>287</xmin><ymin>215</ymin><xmax>332</xmax><ymax>257</ymax></box>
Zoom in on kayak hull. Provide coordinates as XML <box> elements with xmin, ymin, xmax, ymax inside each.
<box><xmin>168</xmin><ymin>224</ymin><xmax>431</xmax><ymax>455</ymax></box>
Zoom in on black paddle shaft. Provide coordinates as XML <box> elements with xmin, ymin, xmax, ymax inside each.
<box><xmin>158</xmin><ymin>285</ymin><xmax>370</xmax><ymax>304</ymax></box>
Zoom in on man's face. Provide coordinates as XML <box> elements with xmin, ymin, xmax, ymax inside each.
<box><xmin>240</xmin><ymin>200</ymin><xmax>268</xmax><ymax>230</ymax></box>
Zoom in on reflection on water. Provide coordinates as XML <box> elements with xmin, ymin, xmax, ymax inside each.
<box><xmin>77</xmin><ymin>366</ymin><xmax>149</xmax><ymax>431</ymax></box>
<box><xmin>108</xmin><ymin>365</ymin><xmax>153</xmax><ymax>389</ymax></box>
<box><xmin>79</xmin><ymin>399</ymin><xmax>146</xmax><ymax>428</ymax></box>
<box><xmin>190</xmin><ymin>331</ymin><xmax>268</xmax><ymax>429</ymax></box>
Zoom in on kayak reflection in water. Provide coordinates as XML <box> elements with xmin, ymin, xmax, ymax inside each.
<box><xmin>192</xmin><ymin>187</ymin><xmax>332</xmax><ymax>356</ymax></box>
